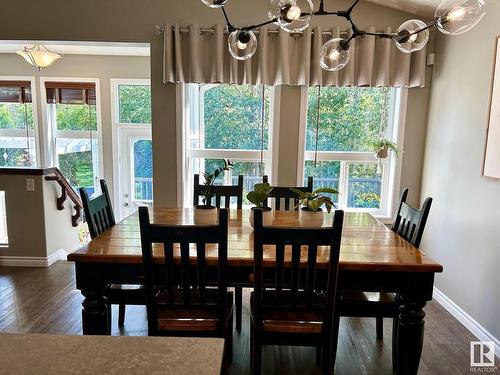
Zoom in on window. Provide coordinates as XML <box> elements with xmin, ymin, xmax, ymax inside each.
<box><xmin>44</xmin><ymin>80</ymin><xmax>101</xmax><ymax>195</ymax></box>
<box><xmin>182</xmin><ymin>84</ymin><xmax>274</xmax><ymax>207</ymax></box>
<box><xmin>118</xmin><ymin>84</ymin><xmax>151</xmax><ymax>124</ymax></box>
<box><xmin>0</xmin><ymin>191</ymin><xmax>7</xmax><ymax>245</ymax></box>
<box><xmin>300</xmin><ymin>86</ymin><xmax>400</xmax><ymax>216</ymax></box>
<box><xmin>0</xmin><ymin>80</ymin><xmax>37</xmax><ymax>167</ymax></box>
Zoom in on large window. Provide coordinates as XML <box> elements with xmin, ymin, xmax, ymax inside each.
<box><xmin>0</xmin><ymin>80</ymin><xmax>37</xmax><ymax>167</ymax></box>
<box><xmin>44</xmin><ymin>80</ymin><xmax>101</xmax><ymax>195</ymax></box>
<box><xmin>301</xmin><ymin>86</ymin><xmax>400</xmax><ymax>215</ymax></box>
<box><xmin>183</xmin><ymin>84</ymin><xmax>274</xmax><ymax>207</ymax></box>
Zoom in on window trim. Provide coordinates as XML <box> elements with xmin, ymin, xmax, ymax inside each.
<box><xmin>110</xmin><ymin>78</ymin><xmax>152</xmax><ymax>218</ymax></box>
<box><xmin>40</xmin><ymin>77</ymin><xmax>104</xmax><ymax>190</ymax></box>
<box><xmin>0</xmin><ymin>76</ymin><xmax>40</xmax><ymax>167</ymax></box>
<box><xmin>178</xmin><ymin>83</ymin><xmax>279</xmax><ymax>208</ymax></box>
<box><xmin>297</xmin><ymin>86</ymin><xmax>407</xmax><ymax>220</ymax></box>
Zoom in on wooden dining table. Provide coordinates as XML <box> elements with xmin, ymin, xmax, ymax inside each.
<box><xmin>68</xmin><ymin>208</ymin><xmax>443</xmax><ymax>375</ymax></box>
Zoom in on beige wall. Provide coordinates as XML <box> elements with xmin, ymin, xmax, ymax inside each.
<box><xmin>0</xmin><ymin>0</ymin><xmax>431</xmax><ymax>209</ymax></box>
<box><xmin>421</xmin><ymin>1</ymin><xmax>500</xmax><ymax>339</ymax></box>
<box><xmin>0</xmin><ymin>53</ymin><xmax>151</xmax><ymax>201</ymax></box>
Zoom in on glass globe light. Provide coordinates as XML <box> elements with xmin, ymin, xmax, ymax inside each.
<box><xmin>395</xmin><ymin>19</ymin><xmax>429</xmax><ymax>53</ymax></box>
<box><xmin>200</xmin><ymin>0</ymin><xmax>230</xmax><ymax>8</ymax></box>
<box><xmin>319</xmin><ymin>38</ymin><xmax>351</xmax><ymax>72</ymax></box>
<box><xmin>228</xmin><ymin>30</ymin><xmax>258</xmax><ymax>60</ymax></box>
<box><xmin>434</xmin><ymin>0</ymin><xmax>486</xmax><ymax>35</ymax></box>
<box><xmin>268</xmin><ymin>0</ymin><xmax>314</xmax><ymax>33</ymax></box>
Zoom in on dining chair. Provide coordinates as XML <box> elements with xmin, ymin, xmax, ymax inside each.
<box><xmin>193</xmin><ymin>173</ymin><xmax>244</xmax><ymax>209</ymax></box>
<box><xmin>262</xmin><ymin>175</ymin><xmax>313</xmax><ymax>210</ymax></box>
<box><xmin>80</xmin><ymin>179</ymin><xmax>144</xmax><ymax>330</ymax></box>
<box><xmin>138</xmin><ymin>206</ymin><xmax>233</xmax><ymax>361</ymax></box>
<box><xmin>194</xmin><ymin>173</ymin><xmax>245</xmax><ymax>334</ymax></box>
<box><xmin>251</xmin><ymin>208</ymin><xmax>344</xmax><ymax>375</ymax></box>
<box><xmin>339</xmin><ymin>188</ymin><xmax>433</xmax><ymax>370</ymax></box>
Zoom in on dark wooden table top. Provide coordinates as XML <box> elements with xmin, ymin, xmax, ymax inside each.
<box><xmin>68</xmin><ymin>208</ymin><xmax>443</xmax><ymax>273</ymax></box>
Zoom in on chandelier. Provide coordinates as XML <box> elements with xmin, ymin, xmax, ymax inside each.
<box><xmin>200</xmin><ymin>0</ymin><xmax>486</xmax><ymax>71</ymax></box>
<box><xmin>16</xmin><ymin>44</ymin><xmax>62</xmax><ymax>71</ymax></box>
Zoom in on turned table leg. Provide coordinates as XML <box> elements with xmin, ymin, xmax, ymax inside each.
<box><xmin>82</xmin><ymin>288</ymin><xmax>109</xmax><ymax>335</ymax></box>
<box><xmin>396</xmin><ymin>295</ymin><xmax>426</xmax><ymax>375</ymax></box>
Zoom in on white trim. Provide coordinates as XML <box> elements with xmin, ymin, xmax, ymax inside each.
<box><xmin>176</xmin><ymin>84</ymin><xmax>185</xmax><ymax>208</ymax></box>
<box><xmin>296</xmin><ymin>86</ymin><xmax>308</xmax><ymax>186</ymax></box>
<box><xmin>271</xmin><ymin>86</ymin><xmax>281</xmax><ymax>186</ymax></box>
<box><xmin>433</xmin><ymin>287</ymin><xmax>500</xmax><ymax>359</ymax></box>
<box><xmin>0</xmin><ymin>249</ymin><xmax>67</xmax><ymax>267</ymax></box>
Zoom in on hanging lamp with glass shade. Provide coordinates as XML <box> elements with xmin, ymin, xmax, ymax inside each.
<box><xmin>16</xmin><ymin>44</ymin><xmax>62</xmax><ymax>71</ymax></box>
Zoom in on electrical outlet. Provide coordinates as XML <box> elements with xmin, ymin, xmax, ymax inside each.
<box><xmin>26</xmin><ymin>178</ymin><xmax>35</xmax><ymax>192</ymax></box>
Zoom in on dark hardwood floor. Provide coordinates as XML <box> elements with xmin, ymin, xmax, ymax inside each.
<box><xmin>0</xmin><ymin>262</ymin><xmax>490</xmax><ymax>374</ymax></box>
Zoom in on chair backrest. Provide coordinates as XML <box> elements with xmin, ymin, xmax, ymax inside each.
<box><xmin>79</xmin><ymin>179</ymin><xmax>115</xmax><ymax>239</ymax></box>
<box><xmin>193</xmin><ymin>174</ymin><xmax>244</xmax><ymax>209</ymax></box>
<box><xmin>391</xmin><ymin>189</ymin><xmax>432</xmax><ymax>248</ymax></box>
<box><xmin>252</xmin><ymin>208</ymin><xmax>344</xmax><ymax>333</ymax></box>
<box><xmin>139</xmin><ymin>206</ymin><xmax>229</xmax><ymax>333</ymax></box>
<box><xmin>262</xmin><ymin>175</ymin><xmax>313</xmax><ymax>210</ymax></box>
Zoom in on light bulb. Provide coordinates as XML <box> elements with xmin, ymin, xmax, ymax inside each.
<box><xmin>200</xmin><ymin>0</ymin><xmax>230</xmax><ymax>8</ymax></box>
<box><xmin>434</xmin><ymin>0</ymin><xmax>486</xmax><ymax>35</ymax></box>
<box><xmin>320</xmin><ymin>38</ymin><xmax>351</xmax><ymax>72</ymax></box>
<box><xmin>395</xmin><ymin>19</ymin><xmax>429</xmax><ymax>53</ymax></box>
<box><xmin>269</xmin><ymin>0</ymin><xmax>313</xmax><ymax>33</ymax></box>
<box><xmin>228</xmin><ymin>30</ymin><xmax>257</xmax><ymax>60</ymax></box>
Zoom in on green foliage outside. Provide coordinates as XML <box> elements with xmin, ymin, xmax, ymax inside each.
<box><xmin>59</xmin><ymin>151</ymin><xmax>94</xmax><ymax>188</ymax></box>
<box><xmin>0</xmin><ymin>103</ymin><xmax>34</xmax><ymax>129</ymax></box>
<box><xmin>119</xmin><ymin>85</ymin><xmax>152</xmax><ymax>124</ymax></box>
<box><xmin>0</xmin><ymin>148</ymin><xmax>31</xmax><ymax>167</ymax></box>
<box><xmin>348</xmin><ymin>164</ymin><xmax>381</xmax><ymax>208</ymax></box>
<box><xmin>56</xmin><ymin>104</ymin><xmax>97</xmax><ymax>131</ymax></box>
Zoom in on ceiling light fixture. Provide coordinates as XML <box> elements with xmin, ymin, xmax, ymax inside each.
<box><xmin>16</xmin><ymin>44</ymin><xmax>62</xmax><ymax>71</ymax></box>
<box><xmin>201</xmin><ymin>0</ymin><xmax>486</xmax><ymax>71</ymax></box>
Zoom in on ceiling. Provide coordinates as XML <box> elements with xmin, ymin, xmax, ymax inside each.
<box><xmin>0</xmin><ymin>41</ymin><xmax>150</xmax><ymax>57</ymax></box>
<box><xmin>365</xmin><ymin>0</ymin><xmax>438</xmax><ymax>17</ymax></box>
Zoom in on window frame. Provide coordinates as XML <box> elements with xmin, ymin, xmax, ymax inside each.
<box><xmin>40</xmin><ymin>77</ymin><xmax>104</xmax><ymax>192</ymax></box>
<box><xmin>0</xmin><ymin>76</ymin><xmax>40</xmax><ymax>167</ymax></box>
<box><xmin>297</xmin><ymin>86</ymin><xmax>408</xmax><ymax>220</ymax></box>
<box><xmin>178</xmin><ymin>83</ymin><xmax>279</xmax><ymax>208</ymax></box>
<box><xmin>110</xmin><ymin>78</ymin><xmax>152</xmax><ymax>218</ymax></box>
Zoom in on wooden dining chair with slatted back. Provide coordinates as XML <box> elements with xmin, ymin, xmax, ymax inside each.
<box><xmin>139</xmin><ymin>207</ymin><xmax>234</xmax><ymax>362</ymax></box>
<box><xmin>339</xmin><ymin>188</ymin><xmax>432</xmax><ymax>371</ymax></box>
<box><xmin>80</xmin><ymin>179</ymin><xmax>144</xmax><ymax>331</ymax></box>
<box><xmin>193</xmin><ymin>173</ymin><xmax>245</xmax><ymax>334</ymax></box>
<box><xmin>250</xmin><ymin>208</ymin><xmax>344</xmax><ymax>375</ymax></box>
<box><xmin>262</xmin><ymin>175</ymin><xmax>313</xmax><ymax>211</ymax></box>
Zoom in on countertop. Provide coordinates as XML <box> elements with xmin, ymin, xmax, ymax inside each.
<box><xmin>0</xmin><ymin>333</ymin><xmax>224</xmax><ymax>375</ymax></box>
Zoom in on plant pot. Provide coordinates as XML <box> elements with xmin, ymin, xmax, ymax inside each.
<box><xmin>299</xmin><ymin>207</ymin><xmax>324</xmax><ymax>227</ymax></box>
<box><xmin>194</xmin><ymin>205</ymin><xmax>217</xmax><ymax>225</ymax></box>
<box><xmin>376</xmin><ymin>146</ymin><xmax>388</xmax><ymax>159</ymax></box>
<box><xmin>249</xmin><ymin>207</ymin><xmax>273</xmax><ymax>227</ymax></box>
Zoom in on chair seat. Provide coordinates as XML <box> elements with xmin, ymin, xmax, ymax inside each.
<box><xmin>250</xmin><ymin>292</ymin><xmax>324</xmax><ymax>334</ymax></box>
<box><xmin>339</xmin><ymin>291</ymin><xmax>398</xmax><ymax>317</ymax></box>
<box><xmin>106</xmin><ymin>284</ymin><xmax>145</xmax><ymax>305</ymax></box>
<box><xmin>156</xmin><ymin>290</ymin><xmax>233</xmax><ymax>332</ymax></box>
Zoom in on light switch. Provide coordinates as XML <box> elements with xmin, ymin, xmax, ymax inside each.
<box><xmin>26</xmin><ymin>178</ymin><xmax>35</xmax><ymax>192</ymax></box>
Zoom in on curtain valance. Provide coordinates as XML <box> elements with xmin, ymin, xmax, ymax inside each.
<box><xmin>162</xmin><ymin>24</ymin><xmax>426</xmax><ymax>88</ymax></box>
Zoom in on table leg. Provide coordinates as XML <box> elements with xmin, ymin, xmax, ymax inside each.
<box><xmin>396</xmin><ymin>295</ymin><xmax>426</xmax><ymax>375</ymax></box>
<box><xmin>81</xmin><ymin>288</ymin><xmax>109</xmax><ymax>335</ymax></box>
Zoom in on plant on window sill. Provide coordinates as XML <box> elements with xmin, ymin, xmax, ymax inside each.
<box><xmin>292</xmin><ymin>187</ymin><xmax>339</xmax><ymax>227</ymax></box>
<box><xmin>247</xmin><ymin>182</ymin><xmax>273</xmax><ymax>227</ymax></box>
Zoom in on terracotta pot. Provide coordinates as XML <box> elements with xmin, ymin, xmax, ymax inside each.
<box><xmin>376</xmin><ymin>146</ymin><xmax>388</xmax><ymax>159</ymax></box>
<box><xmin>299</xmin><ymin>208</ymin><xmax>324</xmax><ymax>227</ymax></box>
<box><xmin>193</xmin><ymin>205</ymin><xmax>217</xmax><ymax>225</ymax></box>
<box><xmin>249</xmin><ymin>207</ymin><xmax>273</xmax><ymax>227</ymax></box>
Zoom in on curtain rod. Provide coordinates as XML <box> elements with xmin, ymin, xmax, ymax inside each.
<box><xmin>154</xmin><ymin>25</ymin><xmax>349</xmax><ymax>38</ymax></box>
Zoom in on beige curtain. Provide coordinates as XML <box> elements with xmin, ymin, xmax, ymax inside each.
<box><xmin>163</xmin><ymin>24</ymin><xmax>426</xmax><ymax>88</ymax></box>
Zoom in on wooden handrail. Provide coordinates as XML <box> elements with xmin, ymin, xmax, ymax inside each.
<box><xmin>45</xmin><ymin>168</ymin><xmax>83</xmax><ymax>227</ymax></box>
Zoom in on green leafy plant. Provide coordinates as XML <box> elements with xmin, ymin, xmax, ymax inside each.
<box><xmin>291</xmin><ymin>187</ymin><xmax>339</xmax><ymax>213</ymax></box>
<box><xmin>200</xmin><ymin>159</ymin><xmax>233</xmax><ymax>206</ymax></box>
<box><xmin>246</xmin><ymin>182</ymin><xmax>273</xmax><ymax>208</ymax></box>
<box><xmin>370</xmin><ymin>138</ymin><xmax>400</xmax><ymax>157</ymax></box>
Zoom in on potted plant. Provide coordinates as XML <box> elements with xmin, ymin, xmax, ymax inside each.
<box><xmin>291</xmin><ymin>187</ymin><xmax>339</xmax><ymax>227</ymax></box>
<box><xmin>371</xmin><ymin>138</ymin><xmax>400</xmax><ymax>159</ymax></box>
<box><xmin>194</xmin><ymin>159</ymin><xmax>233</xmax><ymax>225</ymax></box>
<box><xmin>247</xmin><ymin>182</ymin><xmax>274</xmax><ymax>227</ymax></box>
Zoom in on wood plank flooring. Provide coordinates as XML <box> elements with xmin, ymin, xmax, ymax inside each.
<box><xmin>0</xmin><ymin>262</ymin><xmax>491</xmax><ymax>374</ymax></box>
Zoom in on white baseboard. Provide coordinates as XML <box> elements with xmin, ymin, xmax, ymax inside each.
<box><xmin>433</xmin><ymin>287</ymin><xmax>500</xmax><ymax>358</ymax></box>
<box><xmin>0</xmin><ymin>249</ymin><xmax>67</xmax><ymax>267</ymax></box>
